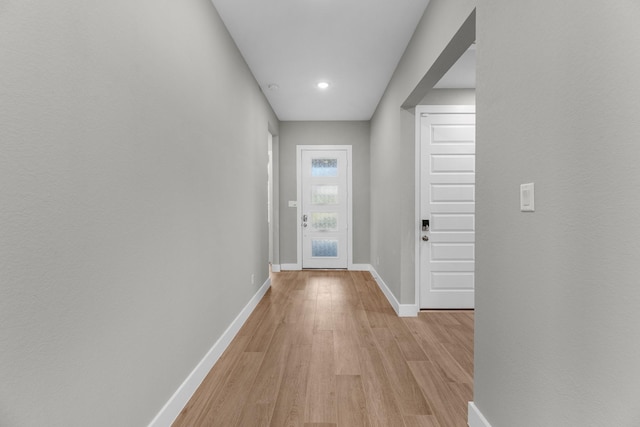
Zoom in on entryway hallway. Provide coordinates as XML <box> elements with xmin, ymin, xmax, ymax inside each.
<box><xmin>173</xmin><ymin>271</ymin><xmax>473</xmax><ymax>426</ymax></box>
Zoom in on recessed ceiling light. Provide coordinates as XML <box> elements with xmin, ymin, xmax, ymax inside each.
<box><xmin>317</xmin><ymin>81</ymin><xmax>330</xmax><ymax>90</ymax></box>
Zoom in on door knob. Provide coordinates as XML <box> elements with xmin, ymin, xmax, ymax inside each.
<box><xmin>422</xmin><ymin>235</ymin><xmax>429</xmax><ymax>241</ymax></box>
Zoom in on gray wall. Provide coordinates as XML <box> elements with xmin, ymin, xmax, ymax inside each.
<box><xmin>370</xmin><ymin>0</ymin><xmax>477</xmax><ymax>303</ymax></box>
<box><xmin>279</xmin><ymin>121</ymin><xmax>370</xmax><ymax>265</ymax></box>
<box><xmin>0</xmin><ymin>1</ymin><xmax>278</xmax><ymax>426</ymax></box>
<box><xmin>474</xmin><ymin>1</ymin><xmax>640</xmax><ymax>426</ymax></box>
<box><xmin>421</xmin><ymin>88</ymin><xmax>476</xmax><ymax>105</ymax></box>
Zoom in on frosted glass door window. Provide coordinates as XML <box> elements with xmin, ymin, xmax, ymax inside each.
<box><xmin>311</xmin><ymin>159</ymin><xmax>338</xmax><ymax>177</ymax></box>
<box><xmin>311</xmin><ymin>213</ymin><xmax>338</xmax><ymax>231</ymax></box>
<box><xmin>311</xmin><ymin>185</ymin><xmax>339</xmax><ymax>205</ymax></box>
<box><xmin>311</xmin><ymin>240</ymin><xmax>339</xmax><ymax>257</ymax></box>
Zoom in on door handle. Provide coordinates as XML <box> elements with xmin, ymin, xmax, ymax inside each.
<box><xmin>422</xmin><ymin>235</ymin><xmax>429</xmax><ymax>242</ymax></box>
<box><xmin>302</xmin><ymin>214</ymin><xmax>308</xmax><ymax>227</ymax></box>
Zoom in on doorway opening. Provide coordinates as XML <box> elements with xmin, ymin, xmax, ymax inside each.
<box><xmin>267</xmin><ymin>130</ymin><xmax>281</xmax><ymax>273</ymax></box>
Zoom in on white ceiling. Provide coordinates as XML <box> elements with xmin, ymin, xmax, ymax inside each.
<box><xmin>211</xmin><ymin>0</ymin><xmax>476</xmax><ymax>121</ymax></box>
<box><xmin>211</xmin><ymin>0</ymin><xmax>432</xmax><ymax>121</ymax></box>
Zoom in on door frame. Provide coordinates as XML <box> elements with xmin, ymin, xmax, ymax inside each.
<box><xmin>296</xmin><ymin>145</ymin><xmax>353</xmax><ymax>269</ymax></box>
<box><xmin>268</xmin><ymin>131</ymin><xmax>274</xmax><ymax>266</ymax></box>
<box><xmin>414</xmin><ymin>105</ymin><xmax>476</xmax><ymax>309</ymax></box>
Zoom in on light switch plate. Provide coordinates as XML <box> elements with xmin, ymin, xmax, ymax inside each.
<box><xmin>520</xmin><ymin>183</ymin><xmax>535</xmax><ymax>212</ymax></box>
<box><xmin>288</xmin><ymin>201</ymin><xmax>298</xmax><ymax>208</ymax></box>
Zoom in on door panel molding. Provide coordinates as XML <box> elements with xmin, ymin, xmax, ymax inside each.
<box><xmin>415</xmin><ymin>105</ymin><xmax>476</xmax><ymax>309</ymax></box>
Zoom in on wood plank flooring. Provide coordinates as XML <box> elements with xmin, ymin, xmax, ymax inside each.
<box><xmin>173</xmin><ymin>271</ymin><xmax>473</xmax><ymax>427</ymax></box>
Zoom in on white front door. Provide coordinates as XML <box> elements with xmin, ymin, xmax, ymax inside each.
<box><xmin>419</xmin><ymin>109</ymin><xmax>476</xmax><ymax>309</ymax></box>
<box><xmin>298</xmin><ymin>147</ymin><xmax>350</xmax><ymax>269</ymax></box>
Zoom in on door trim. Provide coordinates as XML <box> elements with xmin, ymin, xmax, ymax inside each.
<box><xmin>296</xmin><ymin>145</ymin><xmax>353</xmax><ymax>269</ymax></box>
<box><xmin>415</xmin><ymin>105</ymin><xmax>476</xmax><ymax>308</ymax></box>
<box><xmin>268</xmin><ymin>131</ymin><xmax>274</xmax><ymax>266</ymax></box>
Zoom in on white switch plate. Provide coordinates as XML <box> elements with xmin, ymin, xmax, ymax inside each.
<box><xmin>520</xmin><ymin>183</ymin><xmax>535</xmax><ymax>212</ymax></box>
<box><xmin>288</xmin><ymin>201</ymin><xmax>298</xmax><ymax>208</ymax></box>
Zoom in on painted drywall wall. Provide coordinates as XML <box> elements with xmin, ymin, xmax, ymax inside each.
<box><xmin>370</xmin><ymin>0</ymin><xmax>476</xmax><ymax>304</ymax></box>
<box><xmin>0</xmin><ymin>1</ymin><xmax>278</xmax><ymax>426</ymax></box>
<box><xmin>474</xmin><ymin>1</ymin><xmax>640</xmax><ymax>426</ymax></box>
<box><xmin>421</xmin><ymin>88</ymin><xmax>476</xmax><ymax>105</ymax></box>
<box><xmin>279</xmin><ymin>121</ymin><xmax>370</xmax><ymax>266</ymax></box>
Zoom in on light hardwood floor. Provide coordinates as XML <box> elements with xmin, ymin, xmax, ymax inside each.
<box><xmin>173</xmin><ymin>271</ymin><xmax>473</xmax><ymax>427</ymax></box>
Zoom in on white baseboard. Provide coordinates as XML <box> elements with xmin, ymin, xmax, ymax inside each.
<box><xmin>468</xmin><ymin>402</ymin><xmax>492</xmax><ymax>427</ymax></box>
<box><xmin>369</xmin><ymin>267</ymin><xmax>418</xmax><ymax>317</ymax></box>
<box><xmin>397</xmin><ymin>303</ymin><xmax>419</xmax><ymax>317</ymax></box>
<box><xmin>349</xmin><ymin>263</ymin><xmax>371</xmax><ymax>271</ymax></box>
<box><xmin>280</xmin><ymin>263</ymin><xmax>370</xmax><ymax>272</ymax></box>
<box><xmin>270</xmin><ymin>264</ymin><xmax>281</xmax><ymax>273</ymax></box>
<box><xmin>148</xmin><ymin>277</ymin><xmax>272</xmax><ymax>427</ymax></box>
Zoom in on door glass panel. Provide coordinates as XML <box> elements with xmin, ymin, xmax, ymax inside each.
<box><xmin>311</xmin><ymin>185</ymin><xmax>338</xmax><ymax>205</ymax></box>
<box><xmin>311</xmin><ymin>239</ymin><xmax>338</xmax><ymax>257</ymax></box>
<box><xmin>311</xmin><ymin>158</ymin><xmax>338</xmax><ymax>177</ymax></box>
<box><xmin>311</xmin><ymin>212</ymin><xmax>338</xmax><ymax>231</ymax></box>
